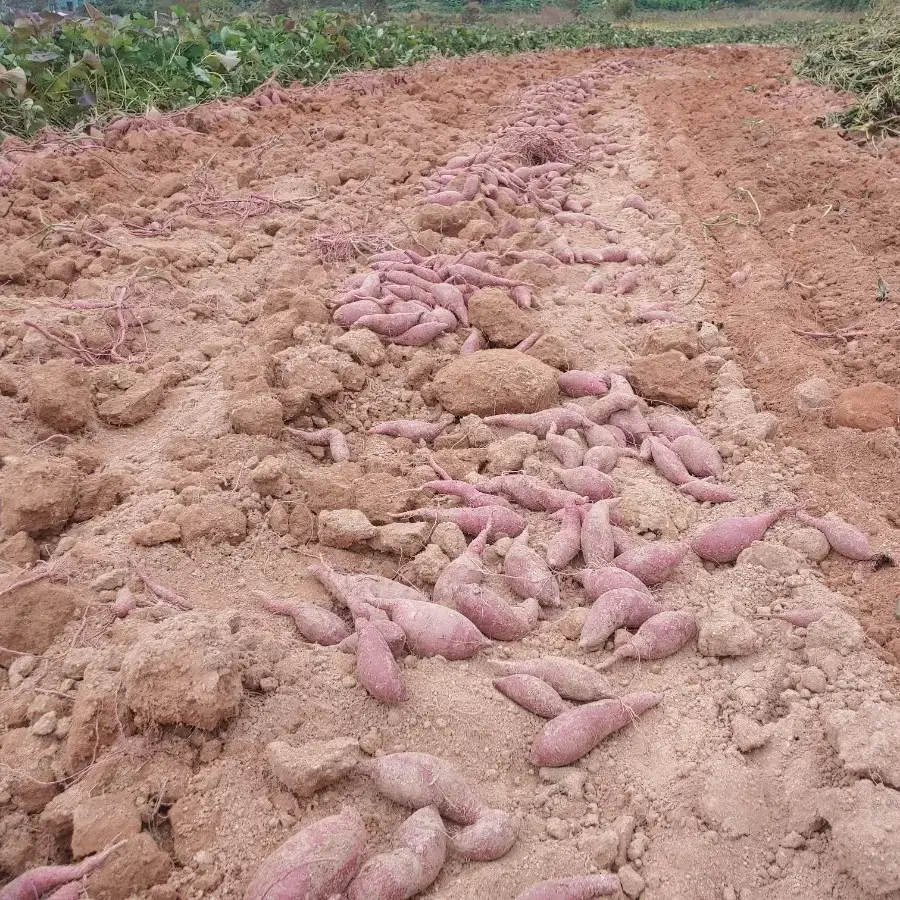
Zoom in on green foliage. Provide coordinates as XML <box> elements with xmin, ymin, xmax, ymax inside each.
<box><xmin>0</xmin><ymin>6</ymin><xmax>823</xmax><ymax>139</ymax></box>
<box><xmin>635</xmin><ymin>0</ymin><xmax>711</xmax><ymax>11</ymax></box>
<box><xmin>796</xmin><ymin>5</ymin><xmax>900</xmax><ymax>135</ymax></box>
<box><xmin>608</xmin><ymin>0</ymin><xmax>634</xmax><ymax>17</ymax></box>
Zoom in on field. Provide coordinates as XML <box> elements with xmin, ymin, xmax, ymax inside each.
<box><xmin>2</xmin><ymin>7</ymin><xmax>900</xmax><ymax>900</ymax></box>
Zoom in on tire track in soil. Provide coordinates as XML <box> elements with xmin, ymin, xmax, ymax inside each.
<box><xmin>0</xmin><ymin>46</ymin><xmax>898</xmax><ymax>900</ymax></box>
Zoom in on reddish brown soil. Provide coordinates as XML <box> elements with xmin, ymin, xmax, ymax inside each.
<box><xmin>1</xmin><ymin>45</ymin><xmax>899</xmax><ymax>900</ymax></box>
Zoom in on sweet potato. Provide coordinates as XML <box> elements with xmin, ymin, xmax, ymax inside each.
<box><xmin>493</xmin><ymin>674</ymin><xmax>572</xmax><ymax>718</ymax></box>
<box><xmin>446</xmin><ymin>263</ymin><xmax>519</xmax><ymax>289</ymax></box>
<box><xmin>582</xmin><ymin>445</ymin><xmax>624</xmax><ymax>473</ymax></box>
<box><xmin>772</xmin><ymin>608</ymin><xmax>826</xmax><ymax>627</ymax></box>
<box><xmin>579</xmin><ymin>588</ymin><xmax>664</xmax><ymax>650</ymax></box>
<box><xmin>0</xmin><ymin>844</ymin><xmax>123</xmax><ymax>900</ymax></box>
<box><xmin>647</xmin><ymin>410</ymin><xmax>701</xmax><ymax>440</ymax></box>
<box><xmin>430</xmin><ymin>283</ymin><xmax>469</xmax><ymax>325</ymax></box>
<box><xmin>613</xmin><ymin>541</ymin><xmax>687</xmax><ymax>586</ymax></box>
<box><xmin>503</xmin><ymin>528</ymin><xmax>560</xmax><ymax>606</ymax></box>
<box><xmin>556</xmin><ymin>466</ymin><xmax>615</xmax><ymax>501</ymax></box>
<box><xmin>514</xmin><ymin>331</ymin><xmax>541</xmax><ymax>352</ymax></box>
<box><xmin>451</xmin><ymin>809</ymin><xmax>519</xmax><ymax>862</ymax></box>
<box><xmin>598</xmin><ymin>609</ymin><xmax>697</xmax><ymax>668</ymax></box>
<box><xmin>346</xmin><ymin>807</ymin><xmax>446</xmax><ymax>900</ymax></box>
<box><xmin>484</xmin><ymin>408</ymin><xmax>592</xmax><ymax>438</ymax></box>
<box><xmin>795</xmin><ymin>511</ymin><xmax>875</xmax><ymax>561</ymax></box>
<box><xmin>581</xmin><ymin>500</ymin><xmax>618</xmax><ymax>568</ymax></box>
<box><xmin>479</xmin><ymin>475</ymin><xmax>586</xmax><ymax>513</ymax></box>
<box><xmin>584</xmin><ymin>273</ymin><xmax>605</xmax><ymax>294</ymax></box>
<box><xmin>359</xmin><ymin>753</ymin><xmax>484</xmax><ymax>825</ymax></box>
<box><xmin>433</xmin><ymin>518</ymin><xmax>491</xmax><ymax>605</ymax></box>
<box><xmin>514</xmin><ymin>875</ymin><xmax>621</xmax><ymax>900</ymax></box>
<box><xmin>461</xmin><ymin>328</ymin><xmax>488</xmax><ymax>355</ymax></box>
<box><xmin>580</xmin><ymin>391</ymin><xmax>637</xmax><ymax>426</ymax></box>
<box><xmin>585</xmin><ymin>424</ymin><xmax>624</xmax><ymax>448</ymax></box>
<box><xmin>338</xmin><ymin>618</ymin><xmax>406</xmax><ymax>655</ymax></box>
<box><xmin>354</xmin><ymin>311</ymin><xmax>423</xmax><ymax>337</ymax></box>
<box><xmin>334</xmin><ymin>299</ymin><xmax>386</xmax><ymax>325</ymax></box>
<box><xmin>622</xmin><ymin>193</ymin><xmax>650</xmax><ymax>215</ymax></box>
<box><xmin>388</xmin><ymin>321</ymin><xmax>450</xmax><ymax>346</ymax></box>
<box><xmin>558</xmin><ymin>371</ymin><xmax>609</xmax><ymax>398</ymax></box>
<box><xmin>671</xmin><ymin>434</ymin><xmax>723</xmax><ymax>479</ymax></box>
<box><xmin>575</xmin><ymin>566</ymin><xmax>651</xmax><ymax>600</ymax></box>
<box><xmin>454</xmin><ymin>584</ymin><xmax>539</xmax><ymax>641</ymax></box>
<box><xmin>608</xmin><ymin>407</ymin><xmax>649</xmax><ymax>445</ymax></box>
<box><xmin>640</xmin><ymin>436</ymin><xmax>691</xmax><ymax>486</ymax></box>
<box><xmin>530</xmin><ymin>691</ymin><xmax>662</xmax><ymax>766</ymax></box>
<box><xmin>691</xmin><ymin>506</ymin><xmax>793</xmax><ymax>564</ymax></box>
<box><xmin>611</xmin><ymin>525</ymin><xmax>641</xmax><ymax>556</ymax></box>
<box><xmin>284</xmin><ymin>427</ymin><xmax>351</xmax><ymax>463</ymax></box>
<box><xmin>489</xmin><ymin>656</ymin><xmax>613</xmax><ymax>702</ymax></box>
<box><xmin>398</xmin><ymin>505</ymin><xmax>525</xmax><ymax>539</ymax></box>
<box><xmin>352</xmin><ymin>573</ymin><xmax>429</xmax><ymax>605</ymax></box>
<box><xmin>678</xmin><ymin>479</ymin><xmax>738</xmax><ymax>503</ymax></box>
<box><xmin>547</xmin><ymin>504</ymin><xmax>585</xmax><ymax>569</ymax></box>
<box><xmin>356</xmin><ymin>623</ymin><xmax>408</xmax><ymax>703</ymax></box>
<box><xmin>511</xmin><ymin>285</ymin><xmax>532</xmax><ymax>308</ymax></box>
<box><xmin>370</xmin><ymin>417</ymin><xmax>453</xmax><ymax>441</ymax></box>
<box><xmin>425</xmin><ymin>479</ymin><xmax>512</xmax><ymax>509</ymax></box>
<box><xmin>544</xmin><ymin>424</ymin><xmax>584</xmax><ymax>469</ymax></box>
<box><xmin>256</xmin><ymin>592</ymin><xmax>350</xmax><ymax>646</ymax></box>
<box><xmin>244</xmin><ymin>806</ymin><xmax>366</xmax><ymax>900</ymax></box>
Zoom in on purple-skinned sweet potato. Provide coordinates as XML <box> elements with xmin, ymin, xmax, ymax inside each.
<box><xmin>424</xmin><ymin>479</ymin><xmax>512</xmax><ymax>509</ymax></box>
<box><xmin>678</xmin><ymin>479</ymin><xmax>738</xmax><ymax>503</ymax></box>
<box><xmin>244</xmin><ymin>806</ymin><xmax>366</xmax><ymax>900</ymax></box>
<box><xmin>256</xmin><ymin>592</ymin><xmax>350</xmax><ymax>646</ymax></box>
<box><xmin>358</xmin><ymin>753</ymin><xmax>484</xmax><ymax>825</ymax></box>
<box><xmin>483</xmin><ymin>408</ymin><xmax>592</xmax><ymax>438</ymax></box>
<box><xmin>581</xmin><ymin>500</ymin><xmax>619</xmax><ymax>568</ymax></box>
<box><xmin>647</xmin><ymin>410</ymin><xmax>701</xmax><ymax>441</ymax></box>
<box><xmin>671</xmin><ymin>434</ymin><xmax>724</xmax><ymax>479</ymax></box>
<box><xmin>514</xmin><ymin>874</ymin><xmax>621</xmax><ymax>900</ymax></box>
<box><xmin>493</xmin><ymin>674</ymin><xmax>573</xmax><ymax>718</ymax></box>
<box><xmin>691</xmin><ymin>506</ymin><xmax>793</xmax><ymax>563</ymax></box>
<box><xmin>613</xmin><ymin>541</ymin><xmax>687</xmax><ymax>586</ymax></box>
<box><xmin>397</xmin><ymin>505</ymin><xmax>525</xmax><ymax>539</ymax></box>
<box><xmin>598</xmin><ymin>609</ymin><xmax>697</xmax><ymax>669</ymax></box>
<box><xmin>503</xmin><ymin>529</ymin><xmax>560</xmax><ymax>607</ymax></box>
<box><xmin>579</xmin><ymin>589</ymin><xmax>664</xmax><ymax>651</ymax></box>
<box><xmin>547</xmin><ymin>504</ymin><xmax>585</xmax><ymax>569</ymax></box>
<box><xmin>0</xmin><ymin>844</ymin><xmax>124</xmax><ymax>900</ymax></box>
<box><xmin>545</xmin><ymin>424</ymin><xmax>585</xmax><ymax>469</ymax></box>
<box><xmin>530</xmin><ymin>691</ymin><xmax>663</xmax><ymax>766</ymax></box>
<box><xmin>582</xmin><ymin>445</ymin><xmax>633</xmax><ymax>473</ymax></box>
<box><xmin>346</xmin><ymin>807</ymin><xmax>446</xmax><ymax>900</ymax></box>
<box><xmin>489</xmin><ymin>656</ymin><xmax>613</xmax><ymax>702</ymax></box>
<box><xmin>584</xmin><ymin>425</ymin><xmax>625</xmax><ymax>448</ymax></box>
<box><xmin>575</xmin><ymin>566</ymin><xmax>651</xmax><ymax>600</ymax></box>
<box><xmin>640</xmin><ymin>436</ymin><xmax>691</xmax><ymax>486</ymax></box>
<box><xmin>453</xmin><ymin>584</ymin><xmax>540</xmax><ymax>641</ymax></box>
<box><xmin>478</xmin><ymin>475</ymin><xmax>586</xmax><ymax>513</ymax></box>
<box><xmin>579</xmin><ymin>391</ymin><xmax>637</xmax><ymax>426</ymax></box>
<box><xmin>558</xmin><ymin>371</ymin><xmax>609</xmax><ymax>398</ymax></box>
<box><xmin>338</xmin><ymin>618</ymin><xmax>406</xmax><ymax>655</ymax></box>
<box><xmin>451</xmin><ymin>809</ymin><xmax>519</xmax><ymax>862</ymax></box>
<box><xmin>557</xmin><ymin>466</ymin><xmax>616</xmax><ymax>501</ymax></box>
<box><xmin>608</xmin><ymin>407</ymin><xmax>650</xmax><ymax>445</ymax></box>
<box><xmin>370</xmin><ymin>416</ymin><xmax>453</xmax><ymax>441</ymax></box>
<box><xmin>795</xmin><ymin>511</ymin><xmax>875</xmax><ymax>561</ymax></box>
<box><xmin>356</xmin><ymin>623</ymin><xmax>408</xmax><ymax>703</ymax></box>
<box><xmin>433</xmin><ymin>518</ymin><xmax>491</xmax><ymax>605</ymax></box>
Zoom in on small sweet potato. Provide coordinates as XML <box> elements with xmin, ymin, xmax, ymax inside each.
<box><xmin>581</xmin><ymin>391</ymin><xmax>637</xmax><ymax>426</ymax></box>
<box><xmin>388</xmin><ymin>321</ymin><xmax>450</xmax><ymax>346</ymax></box>
<box><xmin>640</xmin><ymin>436</ymin><xmax>691</xmax><ymax>486</ymax></box>
<box><xmin>795</xmin><ymin>511</ymin><xmax>875</xmax><ymax>561</ymax></box>
<box><xmin>613</xmin><ymin>541</ymin><xmax>687</xmax><ymax>586</ymax></box>
<box><xmin>451</xmin><ymin>808</ymin><xmax>519</xmax><ymax>862</ymax></box>
<box><xmin>398</xmin><ymin>505</ymin><xmax>525</xmax><ymax>539</ymax></box>
<box><xmin>359</xmin><ymin>753</ymin><xmax>484</xmax><ymax>825</ymax></box>
<box><xmin>678</xmin><ymin>479</ymin><xmax>738</xmax><ymax>503</ymax></box>
<box><xmin>244</xmin><ymin>806</ymin><xmax>366</xmax><ymax>900</ymax></box>
<box><xmin>581</xmin><ymin>500</ymin><xmax>618</xmax><ymax>568</ymax></box>
<box><xmin>370</xmin><ymin>417</ymin><xmax>453</xmax><ymax>441</ymax></box>
<box><xmin>514</xmin><ymin>874</ymin><xmax>621</xmax><ymax>900</ymax></box>
<box><xmin>607</xmin><ymin>407</ymin><xmax>649</xmax><ymax>445</ymax></box>
<box><xmin>545</xmin><ymin>424</ymin><xmax>584</xmax><ymax>469</ymax></box>
<box><xmin>462</xmin><ymin>328</ymin><xmax>488</xmax><ymax>355</ymax></box>
<box><xmin>582</xmin><ymin>445</ymin><xmax>628</xmax><ymax>473</ymax></box>
<box><xmin>484</xmin><ymin>408</ymin><xmax>593</xmax><ymax>438</ymax></box>
<box><xmin>557</xmin><ymin>466</ymin><xmax>616</xmax><ymax>501</ymax></box>
<box><xmin>353</xmin><ymin>573</ymin><xmax>429</xmax><ymax>605</ymax></box>
<box><xmin>579</xmin><ymin>588</ymin><xmax>664</xmax><ymax>651</ymax></box>
<box><xmin>256</xmin><ymin>592</ymin><xmax>350</xmax><ymax>646</ymax></box>
<box><xmin>0</xmin><ymin>844</ymin><xmax>123</xmax><ymax>900</ymax></box>
<box><xmin>454</xmin><ymin>584</ymin><xmax>540</xmax><ymax>641</ymax></box>
<box><xmin>691</xmin><ymin>507</ymin><xmax>793</xmax><ymax>564</ymax></box>
<box><xmin>425</xmin><ymin>479</ymin><xmax>512</xmax><ymax>509</ymax></box>
<box><xmin>671</xmin><ymin>434</ymin><xmax>723</xmax><ymax>479</ymax></box>
<box><xmin>558</xmin><ymin>371</ymin><xmax>609</xmax><ymax>398</ymax></box>
<box><xmin>356</xmin><ymin>623</ymin><xmax>408</xmax><ymax>703</ymax></box>
<box><xmin>493</xmin><ymin>674</ymin><xmax>572</xmax><ymax>718</ymax></box>
<box><xmin>530</xmin><ymin>691</ymin><xmax>662</xmax><ymax>766</ymax></box>
<box><xmin>547</xmin><ymin>504</ymin><xmax>585</xmax><ymax>569</ymax></box>
<box><xmin>575</xmin><ymin>566</ymin><xmax>650</xmax><ymax>600</ymax></box>
<box><xmin>598</xmin><ymin>609</ymin><xmax>697</xmax><ymax>668</ymax></box>
<box><xmin>647</xmin><ymin>410</ymin><xmax>701</xmax><ymax>440</ymax></box>
<box><xmin>503</xmin><ymin>529</ymin><xmax>560</xmax><ymax>607</ymax></box>
<box><xmin>772</xmin><ymin>608</ymin><xmax>825</xmax><ymax>627</ymax></box>
<box><xmin>490</xmin><ymin>656</ymin><xmax>613</xmax><ymax>702</ymax></box>
<box><xmin>338</xmin><ymin>618</ymin><xmax>406</xmax><ymax>655</ymax></box>
<box><xmin>433</xmin><ymin>518</ymin><xmax>491</xmax><ymax>605</ymax></box>
<box><xmin>346</xmin><ymin>807</ymin><xmax>446</xmax><ymax>900</ymax></box>
<box><xmin>372</xmin><ymin>595</ymin><xmax>489</xmax><ymax>659</ymax></box>
<box><xmin>479</xmin><ymin>475</ymin><xmax>586</xmax><ymax>513</ymax></box>
<box><xmin>585</xmin><ymin>424</ymin><xmax>625</xmax><ymax>448</ymax></box>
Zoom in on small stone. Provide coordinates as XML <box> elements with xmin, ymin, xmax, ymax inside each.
<box><xmin>557</xmin><ymin>608</ymin><xmax>590</xmax><ymax>641</ymax></box>
<box><xmin>266</xmin><ymin>737</ymin><xmax>360</xmax><ymax>797</ymax></box>
<box><xmin>731</xmin><ymin>713</ymin><xmax>772</xmax><ymax>752</ymax></box>
<box><xmin>799</xmin><ymin>666</ymin><xmax>827</xmax><ymax>693</ymax></box>
<box><xmin>8</xmin><ymin>655</ymin><xmax>38</xmax><ymax>688</ymax></box>
<box><xmin>91</xmin><ymin>570</ymin><xmax>128</xmax><ymax>592</ymax></box>
<box><xmin>793</xmin><ymin>377</ymin><xmax>833</xmax><ymax>415</ymax></box>
<box><xmin>416</xmin><ymin>201</ymin><xmax>487</xmax><ymax>237</ymax></box>
<box><xmin>318</xmin><ymin>509</ymin><xmax>375</xmax><ymax>549</ymax></box>
<box><xmin>177</xmin><ymin>500</ymin><xmax>247</xmax><ymax>545</ymax></box>
<box><xmin>585</xmin><ymin>828</ymin><xmax>618</xmax><ymax>869</ymax></box>
<box><xmin>618</xmin><ymin>864</ymin><xmax>646</xmax><ymax>898</ymax></box>
<box><xmin>824</xmin><ymin>702</ymin><xmax>900</xmax><ymax>788</ymax></box>
<box><xmin>698</xmin><ymin>611</ymin><xmax>760</xmax><ymax>658</ymax></box>
<box><xmin>468</xmin><ymin>288</ymin><xmax>535</xmax><ymax>348</ymax></box>
<box><xmin>132</xmin><ymin>521</ymin><xmax>181</xmax><ymax>546</ymax></box>
<box><xmin>832</xmin><ymin>382</ymin><xmax>900</xmax><ymax>431</ymax></box>
<box><xmin>404</xmin><ymin>544</ymin><xmax>451</xmax><ymax>586</ymax></box>
<box><xmin>545</xmin><ymin>817</ymin><xmax>570</xmax><ymax>840</ymax></box>
<box><xmin>333</xmin><ymin>329</ymin><xmax>385</xmax><ymax>366</ymax></box>
<box><xmin>31</xmin><ymin>711</ymin><xmax>58</xmax><ymax>736</ymax></box>
<box><xmin>369</xmin><ymin>523</ymin><xmax>429</xmax><ymax>557</ymax></box>
<box><xmin>641</xmin><ymin>324</ymin><xmax>701</xmax><ymax>359</ymax></box>
<box><xmin>784</xmin><ymin>527</ymin><xmax>831</xmax><ymax>563</ymax></box>
<box><xmin>29</xmin><ymin>360</ymin><xmax>93</xmax><ymax>433</ymax></box>
<box><xmin>152</xmin><ymin>174</ymin><xmax>187</xmax><ymax>198</ymax></box>
<box><xmin>97</xmin><ymin>376</ymin><xmax>165</xmax><ymax>426</ymax></box>
<box><xmin>628</xmin><ymin>350</ymin><xmax>712</xmax><ymax>408</ymax></box>
<box><xmin>431</xmin><ymin>522</ymin><xmax>467</xmax><ymax>559</ymax></box>
<box><xmin>229</xmin><ymin>395</ymin><xmax>284</xmax><ymax>438</ymax></box>
<box><xmin>781</xmin><ymin>831</ymin><xmax>806</xmax><ymax>849</ymax></box>
<box><xmin>737</xmin><ymin>541</ymin><xmax>804</xmax><ymax>575</ymax></box>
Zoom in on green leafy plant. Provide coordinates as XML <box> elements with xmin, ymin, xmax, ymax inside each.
<box><xmin>608</xmin><ymin>0</ymin><xmax>635</xmax><ymax>17</ymax></box>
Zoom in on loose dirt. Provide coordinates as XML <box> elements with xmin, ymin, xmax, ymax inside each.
<box><xmin>1</xmin><ymin>45</ymin><xmax>899</xmax><ymax>900</ymax></box>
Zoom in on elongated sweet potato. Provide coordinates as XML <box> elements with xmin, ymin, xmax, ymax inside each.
<box><xmin>641</xmin><ymin>436</ymin><xmax>691</xmax><ymax>486</ymax></box>
<box><xmin>558</xmin><ymin>371</ymin><xmax>609</xmax><ymax>398</ymax></box>
<box><xmin>338</xmin><ymin>618</ymin><xmax>406</xmax><ymax>655</ymax></box>
<box><xmin>608</xmin><ymin>407</ymin><xmax>649</xmax><ymax>445</ymax></box>
<box><xmin>358</xmin><ymin>753</ymin><xmax>484</xmax><ymax>824</ymax></box>
<box><xmin>503</xmin><ymin>529</ymin><xmax>560</xmax><ymax>607</ymax></box>
<box><xmin>613</xmin><ymin>541</ymin><xmax>687</xmax><ymax>586</ymax></box>
<box><xmin>493</xmin><ymin>674</ymin><xmax>572</xmax><ymax>718</ymax></box>
<box><xmin>678</xmin><ymin>479</ymin><xmax>738</xmax><ymax>504</ymax></box>
<box><xmin>582</xmin><ymin>445</ymin><xmax>632</xmax><ymax>473</ymax></box>
<box><xmin>244</xmin><ymin>806</ymin><xmax>366</xmax><ymax>900</ymax></box>
<box><xmin>425</xmin><ymin>479</ymin><xmax>512</xmax><ymax>509</ymax></box>
<box><xmin>489</xmin><ymin>656</ymin><xmax>613</xmax><ymax>702</ymax></box>
<box><xmin>346</xmin><ymin>807</ymin><xmax>446</xmax><ymax>900</ymax></box>
<box><xmin>598</xmin><ymin>609</ymin><xmax>697</xmax><ymax>669</ymax></box>
<box><xmin>581</xmin><ymin>500</ymin><xmax>618</xmax><ymax>568</ymax></box>
<box><xmin>434</xmin><ymin>518</ymin><xmax>491</xmax><ymax>605</ymax></box>
<box><xmin>580</xmin><ymin>390</ymin><xmax>637</xmax><ymax>425</ymax></box>
<box><xmin>671</xmin><ymin>434</ymin><xmax>723</xmax><ymax>479</ymax></box>
<box><xmin>356</xmin><ymin>623</ymin><xmax>408</xmax><ymax>703</ymax></box>
<box><xmin>691</xmin><ymin>507</ymin><xmax>793</xmax><ymax>564</ymax></box>
<box><xmin>579</xmin><ymin>588</ymin><xmax>664</xmax><ymax>650</ymax></box>
<box><xmin>557</xmin><ymin>466</ymin><xmax>615</xmax><ymax>501</ymax></box>
<box><xmin>514</xmin><ymin>874</ymin><xmax>621</xmax><ymax>900</ymax></box>
<box><xmin>256</xmin><ymin>592</ymin><xmax>349</xmax><ymax>646</ymax></box>
<box><xmin>479</xmin><ymin>475</ymin><xmax>586</xmax><ymax>513</ymax></box>
<box><xmin>795</xmin><ymin>511</ymin><xmax>875</xmax><ymax>561</ymax></box>
<box><xmin>545</xmin><ymin>424</ymin><xmax>584</xmax><ymax>469</ymax></box>
<box><xmin>397</xmin><ymin>506</ymin><xmax>525</xmax><ymax>539</ymax></box>
<box><xmin>575</xmin><ymin>566</ymin><xmax>650</xmax><ymax>600</ymax></box>
<box><xmin>1</xmin><ymin>844</ymin><xmax>123</xmax><ymax>900</ymax></box>
<box><xmin>484</xmin><ymin>408</ymin><xmax>592</xmax><ymax>438</ymax></box>
<box><xmin>453</xmin><ymin>584</ymin><xmax>539</xmax><ymax>641</ymax></box>
<box><xmin>451</xmin><ymin>809</ymin><xmax>519</xmax><ymax>862</ymax></box>
<box><xmin>370</xmin><ymin>417</ymin><xmax>453</xmax><ymax>441</ymax></box>
<box><xmin>647</xmin><ymin>410</ymin><xmax>701</xmax><ymax>440</ymax></box>
<box><xmin>529</xmin><ymin>691</ymin><xmax>662</xmax><ymax>766</ymax></box>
